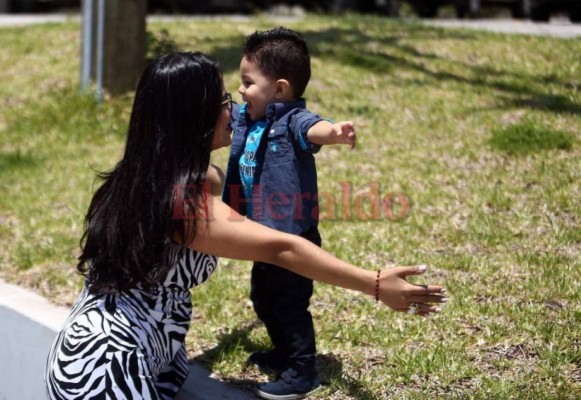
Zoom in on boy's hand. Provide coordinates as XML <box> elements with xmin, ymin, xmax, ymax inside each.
<box><xmin>305</xmin><ymin>119</ymin><xmax>357</xmax><ymax>148</ymax></box>
<box><xmin>332</xmin><ymin>121</ymin><xmax>356</xmax><ymax>149</ymax></box>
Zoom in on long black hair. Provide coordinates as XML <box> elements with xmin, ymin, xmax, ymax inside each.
<box><xmin>78</xmin><ymin>52</ymin><xmax>223</xmax><ymax>293</ymax></box>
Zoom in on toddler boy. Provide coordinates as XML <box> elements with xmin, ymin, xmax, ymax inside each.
<box><xmin>223</xmin><ymin>27</ymin><xmax>356</xmax><ymax>399</ymax></box>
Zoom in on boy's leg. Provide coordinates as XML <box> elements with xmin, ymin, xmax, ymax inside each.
<box><xmin>249</xmin><ymin>262</ymin><xmax>290</xmax><ymax>373</ymax></box>
<box><xmin>254</xmin><ymin>227</ymin><xmax>322</xmax><ymax>399</ymax></box>
<box><xmin>276</xmin><ymin>226</ymin><xmax>320</xmax><ymax>372</ymax></box>
<box><xmin>251</xmin><ymin>227</ymin><xmax>321</xmax><ymax>365</ymax></box>
<box><xmin>254</xmin><ymin>266</ymin><xmax>319</xmax><ymax>399</ymax></box>
<box><xmin>270</xmin><ymin>266</ymin><xmax>316</xmax><ymax>373</ymax></box>
<box><xmin>251</xmin><ymin>262</ymin><xmax>287</xmax><ymax>349</ymax></box>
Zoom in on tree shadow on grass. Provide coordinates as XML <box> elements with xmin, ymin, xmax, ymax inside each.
<box><xmin>189</xmin><ymin>321</ymin><xmax>263</xmax><ymax>390</ymax></box>
<box><xmin>205</xmin><ymin>36</ymin><xmax>246</xmax><ymax>73</ymax></box>
<box><xmin>137</xmin><ymin>19</ymin><xmax>581</xmax><ymax>119</ymax></box>
<box><xmin>317</xmin><ymin>353</ymin><xmax>382</xmax><ymax>399</ymax></box>
<box><xmin>153</xmin><ymin>21</ymin><xmax>579</xmax><ymax>116</ymax></box>
<box><xmin>0</xmin><ymin>150</ymin><xmax>40</xmax><ymax>172</ymax></box>
<box><xmin>190</xmin><ymin>322</ymin><xmax>382</xmax><ymax>398</ymax></box>
<box><xmin>298</xmin><ymin>25</ymin><xmax>580</xmax><ymax>116</ymax></box>
<box><xmin>204</xmin><ymin>21</ymin><xmax>581</xmax><ymax>115</ymax></box>
<box><xmin>191</xmin><ymin>320</ymin><xmax>262</xmax><ymax>367</ymax></box>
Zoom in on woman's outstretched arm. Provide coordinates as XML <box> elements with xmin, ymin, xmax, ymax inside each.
<box><xmin>182</xmin><ymin>197</ymin><xmax>447</xmax><ymax>316</ymax></box>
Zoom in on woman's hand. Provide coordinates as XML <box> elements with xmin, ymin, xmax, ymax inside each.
<box><xmin>378</xmin><ymin>265</ymin><xmax>448</xmax><ymax>317</ymax></box>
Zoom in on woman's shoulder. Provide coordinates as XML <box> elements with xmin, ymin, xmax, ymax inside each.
<box><xmin>206</xmin><ymin>164</ymin><xmax>225</xmax><ymax>196</ymax></box>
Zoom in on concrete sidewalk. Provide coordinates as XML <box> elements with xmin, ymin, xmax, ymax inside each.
<box><xmin>1</xmin><ymin>14</ymin><xmax>580</xmax><ymax>38</ymax></box>
<box><xmin>423</xmin><ymin>17</ymin><xmax>581</xmax><ymax>38</ymax></box>
<box><xmin>0</xmin><ymin>279</ymin><xmax>255</xmax><ymax>400</ymax></box>
<box><xmin>0</xmin><ymin>13</ymin><xmax>75</xmax><ymax>26</ymax></box>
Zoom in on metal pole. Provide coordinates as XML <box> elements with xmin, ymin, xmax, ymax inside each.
<box><xmin>80</xmin><ymin>0</ymin><xmax>94</xmax><ymax>93</ymax></box>
<box><xmin>95</xmin><ymin>0</ymin><xmax>105</xmax><ymax>103</ymax></box>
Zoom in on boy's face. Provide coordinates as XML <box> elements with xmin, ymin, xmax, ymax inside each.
<box><xmin>238</xmin><ymin>56</ymin><xmax>279</xmax><ymax>121</ymax></box>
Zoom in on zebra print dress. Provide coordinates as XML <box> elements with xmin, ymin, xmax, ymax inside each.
<box><xmin>45</xmin><ymin>245</ymin><xmax>218</xmax><ymax>400</ymax></box>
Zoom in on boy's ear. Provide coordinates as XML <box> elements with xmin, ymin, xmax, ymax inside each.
<box><xmin>274</xmin><ymin>79</ymin><xmax>293</xmax><ymax>100</ymax></box>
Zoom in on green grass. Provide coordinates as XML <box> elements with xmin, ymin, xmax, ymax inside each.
<box><xmin>489</xmin><ymin>120</ymin><xmax>576</xmax><ymax>155</ymax></box>
<box><xmin>1</xmin><ymin>16</ymin><xmax>580</xmax><ymax>399</ymax></box>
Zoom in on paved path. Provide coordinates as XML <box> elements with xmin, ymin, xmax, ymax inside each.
<box><xmin>0</xmin><ymin>13</ymin><xmax>296</xmax><ymax>26</ymax></box>
<box><xmin>0</xmin><ymin>13</ymin><xmax>74</xmax><ymax>26</ymax></box>
<box><xmin>424</xmin><ymin>17</ymin><xmax>581</xmax><ymax>38</ymax></box>
<box><xmin>0</xmin><ymin>279</ymin><xmax>255</xmax><ymax>400</ymax></box>
<box><xmin>0</xmin><ymin>14</ymin><xmax>580</xmax><ymax>38</ymax></box>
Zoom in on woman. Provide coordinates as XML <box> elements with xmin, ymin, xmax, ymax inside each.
<box><xmin>45</xmin><ymin>52</ymin><xmax>447</xmax><ymax>400</ymax></box>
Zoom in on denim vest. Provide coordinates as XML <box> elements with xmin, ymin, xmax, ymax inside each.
<box><xmin>223</xmin><ymin>99</ymin><xmax>323</xmax><ymax>234</ymax></box>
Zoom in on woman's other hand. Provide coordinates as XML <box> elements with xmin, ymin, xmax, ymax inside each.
<box><xmin>378</xmin><ymin>265</ymin><xmax>448</xmax><ymax>317</ymax></box>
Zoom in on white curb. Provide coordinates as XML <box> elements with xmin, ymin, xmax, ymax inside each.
<box><xmin>0</xmin><ymin>279</ymin><xmax>254</xmax><ymax>400</ymax></box>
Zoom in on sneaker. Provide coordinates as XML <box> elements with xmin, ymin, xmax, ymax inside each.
<box><xmin>247</xmin><ymin>349</ymin><xmax>288</xmax><ymax>375</ymax></box>
<box><xmin>255</xmin><ymin>368</ymin><xmax>321</xmax><ymax>400</ymax></box>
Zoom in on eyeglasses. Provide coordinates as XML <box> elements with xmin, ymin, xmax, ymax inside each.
<box><xmin>221</xmin><ymin>92</ymin><xmax>233</xmax><ymax>113</ymax></box>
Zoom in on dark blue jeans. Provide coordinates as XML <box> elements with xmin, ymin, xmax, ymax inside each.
<box><xmin>250</xmin><ymin>226</ymin><xmax>321</xmax><ymax>373</ymax></box>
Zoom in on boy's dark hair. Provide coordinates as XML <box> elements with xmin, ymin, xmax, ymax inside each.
<box><xmin>243</xmin><ymin>27</ymin><xmax>311</xmax><ymax>98</ymax></box>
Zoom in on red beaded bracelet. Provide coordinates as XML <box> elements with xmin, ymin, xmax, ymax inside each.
<box><xmin>375</xmin><ymin>270</ymin><xmax>381</xmax><ymax>302</ymax></box>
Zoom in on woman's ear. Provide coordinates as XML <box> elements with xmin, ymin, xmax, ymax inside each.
<box><xmin>274</xmin><ymin>79</ymin><xmax>293</xmax><ymax>100</ymax></box>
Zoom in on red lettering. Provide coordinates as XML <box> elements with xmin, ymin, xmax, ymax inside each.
<box><xmin>340</xmin><ymin>182</ymin><xmax>351</xmax><ymax>220</ymax></box>
<box><xmin>314</xmin><ymin>191</ymin><xmax>336</xmax><ymax>221</ymax></box>
<box><xmin>382</xmin><ymin>192</ymin><xmax>411</xmax><ymax>221</ymax></box>
<box><xmin>354</xmin><ymin>182</ymin><xmax>380</xmax><ymax>220</ymax></box>
<box><xmin>292</xmin><ymin>192</ymin><xmax>311</xmax><ymax>221</ymax></box>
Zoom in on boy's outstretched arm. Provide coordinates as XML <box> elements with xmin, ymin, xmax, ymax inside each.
<box><xmin>306</xmin><ymin>120</ymin><xmax>357</xmax><ymax>149</ymax></box>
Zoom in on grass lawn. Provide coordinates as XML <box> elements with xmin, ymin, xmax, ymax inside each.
<box><xmin>0</xmin><ymin>16</ymin><xmax>579</xmax><ymax>399</ymax></box>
